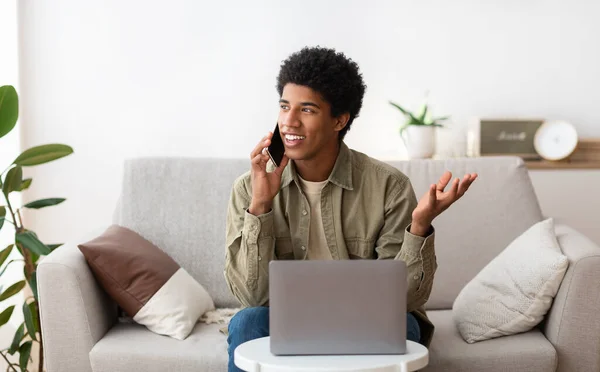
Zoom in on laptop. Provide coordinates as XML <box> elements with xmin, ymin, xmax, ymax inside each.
<box><xmin>269</xmin><ymin>259</ymin><xmax>407</xmax><ymax>356</ymax></box>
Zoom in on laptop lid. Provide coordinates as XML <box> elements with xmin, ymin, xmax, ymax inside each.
<box><xmin>269</xmin><ymin>260</ymin><xmax>407</xmax><ymax>355</ymax></box>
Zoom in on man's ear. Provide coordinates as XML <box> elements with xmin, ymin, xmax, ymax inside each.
<box><xmin>333</xmin><ymin>113</ymin><xmax>350</xmax><ymax>132</ymax></box>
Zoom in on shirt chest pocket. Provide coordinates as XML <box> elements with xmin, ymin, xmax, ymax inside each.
<box><xmin>274</xmin><ymin>237</ymin><xmax>295</xmax><ymax>260</ymax></box>
<box><xmin>344</xmin><ymin>238</ymin><xmax>375</xmax><ymax>259</ymax></box>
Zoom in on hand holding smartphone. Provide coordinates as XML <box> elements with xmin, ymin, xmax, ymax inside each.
<box><xmin>247</xmin><ymin>123</ymin><xmax>289</xmax><ymax>216</ymax></box>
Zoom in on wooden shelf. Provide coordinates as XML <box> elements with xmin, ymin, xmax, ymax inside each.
<box><xmin>525</xmin><ymin>160</ymin><xmax>600</xmax><ymax>170</ymax></box>
<box><xmin>524</xmin><ymin>138</ymin><xmax>600</xmax><ymax>169</ymax></box>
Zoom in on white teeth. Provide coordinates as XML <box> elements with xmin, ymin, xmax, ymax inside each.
<box><xmin>285</xmin><ymin>134</ymin><xmax>305</xmax><ymax>140</ymax></box>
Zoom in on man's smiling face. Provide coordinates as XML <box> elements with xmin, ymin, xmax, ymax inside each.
<box><xmin>277</xmin><ymin>83</ymin><xmax>343</xmax><ymax>162</ymax></box>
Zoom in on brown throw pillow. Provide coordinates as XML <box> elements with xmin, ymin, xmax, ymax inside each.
<box><xmin>78</xmin><ymin>224</ymin><xmax>214</xmax><ymax>340</ymax></box>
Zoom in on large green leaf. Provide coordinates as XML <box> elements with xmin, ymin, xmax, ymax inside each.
<box><xmin>0</xmin><ymin>244</ymin><xmax>14</xmax><ymax>268</ymax></box>
<box><xmin>47</xmin><ymin>243</ymin><xmax>63</xmax><ymax>251</ymax></box>
<box><xmin>19</xmin><ymin>340</ymin><xmax>32</xmax><ymax>371</ymax></box>
<box><xmin>23</xmin><ymin>301</ymin><xmax>36</xmax><ymax>341</ymax></box>
<box><xmin>0</xmin><ymin>206</ymin><xmax>6</xmax><ymax>230</ymax></box>
<box><xmin>30</xmin><ymin>251</ymin><xmax>40</xmax><ymax>265</ymax></box>
<box><xmin>29</xmin><ymin>302</ymin><xmax>39</xmax><ymax>333</ymax></box>
<box><xmin>24</xmin><ymin>198</ymin><xmax>66</xmax><ymax>209</ymax></box>
<box><xmin>0</xmin><ymin>206</ymin><xmax>6</xmax><ymax>231</ymax></box>
<box><xmin>17</xmin><ymin>178</ymin><xmax>32</xmax><ymax>192</ymax></box>
<box><xmin>0</xmin><ymin>280</ymin><xmax>26</xmax><ymax>302</ymax></box>
<box><xmin>16</xmin><ymin>231</ymin><xmax>51</xmax><ymax>256</ymax></box>
<box><xmin>0</xmin><ymin>85</ymin><xmax>18</xmax><ymax>139</ymax></box>
<box><xmin>3</xmin><ymin>166</ymin><xmax>22</xmax><ymax>196</ymax></box>
<box><xmin>0</xmin><ymin>305</ymin><xmax>15</xmax><ymax>327</ymax></box>
<box><xmin>9</xmin><ymin>323</ymin><xmax>24</xmax><ymax>355</ymax></box>
<box><xmin>13</xmin><ymin>144</ymin><xmax>73</xmax><ymax>167</ymax></box>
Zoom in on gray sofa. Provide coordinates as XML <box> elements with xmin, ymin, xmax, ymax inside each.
<box><xmin>38</xmin><ymin>156</ymin><xmax>600</xmax><ymax>372</ymax></box>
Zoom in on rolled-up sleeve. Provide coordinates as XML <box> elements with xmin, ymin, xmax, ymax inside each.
<box><xmin>224</xmin><ymin>176</ymin><xmax>275</xmax><ymax>307</ymax></box>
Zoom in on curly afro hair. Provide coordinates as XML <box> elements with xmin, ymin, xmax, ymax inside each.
<box><xmin>276</xmin><ymin>46</ymin><xmax>367</xmax><ymax>141</ymax></box>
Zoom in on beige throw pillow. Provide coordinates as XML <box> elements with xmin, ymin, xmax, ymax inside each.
<box><xmin>452</xmin><ymin>218</ymin><xmax>569</xmax><ymax>343</ymax></box>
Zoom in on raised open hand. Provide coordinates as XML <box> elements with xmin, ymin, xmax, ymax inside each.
<box><xmin>411</xmin><ymin>171</ymin><xmax>478</xmax><ymax>233</ymax></box>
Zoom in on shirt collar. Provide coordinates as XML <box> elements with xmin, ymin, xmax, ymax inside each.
<box><xmin>280</xmin><ymin>141</ymin><xmax>354</xmax><ymax>191</ymax></box>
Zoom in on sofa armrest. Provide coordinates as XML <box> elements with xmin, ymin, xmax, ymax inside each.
<box><xmin>543</xmin><ymin>224</ymin><xmax>600</xmax><ymax>372</ymax></box>
<box><xmin>38</xmin><ymin>238</ymin><xmax>117</xmax><ymax>372</ymax></box>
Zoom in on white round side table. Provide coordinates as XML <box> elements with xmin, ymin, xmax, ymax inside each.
<box><xmin>234</xmin><ymin>336</ymin><xmax>428</xmax><ymax>372</ymax></box>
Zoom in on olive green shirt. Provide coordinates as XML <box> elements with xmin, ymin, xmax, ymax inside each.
<box><xmin>224</xmin><ymin>142</ymin><xmax>438</xmax><ymax>346</ymax></box>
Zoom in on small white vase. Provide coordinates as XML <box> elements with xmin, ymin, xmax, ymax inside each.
<box><xmin>402</xmin><ymin>125</ymin><xmax>436</xmax><ymax>159</ymax></box>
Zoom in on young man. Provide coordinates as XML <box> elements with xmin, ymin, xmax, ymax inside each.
<box><xmin>224</xmin><ymin>46</ymin><xmax>477</xmax><ymax>371</ymax></box>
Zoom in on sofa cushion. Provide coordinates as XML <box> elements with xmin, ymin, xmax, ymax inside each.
<box><xmin>78</xmin><ymin>225</ymin><xmax>215</xmax><ymax>340</ymax></box>
<box><xmin>452</xmin><ymin>218</ymin><xmax>568</xmax><ymax>343</ymax></box>
<box><xmin>89</xmin><ymin>322</ymin><xmax>227</xmax><ymax>372</ymax></box>
<box><xmin>423</xmin><ymin>310</ymin><xmax>557</xmax><ymax>372</ymax></box>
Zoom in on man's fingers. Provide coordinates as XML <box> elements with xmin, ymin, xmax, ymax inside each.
<box><xmin>428</xmin><ymin>184</ymin><xmax>436</xmax><ymax>204</ymax></box>
<box><xmin>457</xmin><ymin>173</ymin><xmax>478</xmax><ymax>197</ymax></box>
<box><xmin>274</xmin><ymin>154</ymin><xmax>290</xmax><ymax>176</ymax></box>
<box><xmin>457</xmin><ymin>174</ymin><xmax>470</xmax><ymax>197</ymax></box>
<box><xmin>251</xmin><ymin>153</ymin><xmax>269</xmax><ymax>173</ymax></box>
<box><xmin>437</xmin><ymin>171</ymin><xmax>452</xmax><ymax>191</ymax></box>
<box><xmin>250</xmin><ymin>133</ymin><xmax>273</xmax><ymax>159</ymax></box>
<box><xmin>449</xmin><ymin>177</ymin><xmax>460</xmax><ymax>198</ymax></box>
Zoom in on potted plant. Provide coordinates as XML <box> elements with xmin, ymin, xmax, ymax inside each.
<box><xmin>389</xmin><ymin>98</ymin><xmax>449</xmax><ymax>159</ymax></box>
<box><xmin>0</xmin><ymin>85</ymin><xmax>73</xmax><ymax>371</ymax></box>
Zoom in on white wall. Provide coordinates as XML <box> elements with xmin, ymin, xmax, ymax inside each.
<box><xmin>529</xmin><ymin>169</ymin><xmax>600</xmax><ymax>245</ymax></box>
<box><xmin>17</xmin><ymin>0</ymin><xmax>600</xmax><ymax>246</ymax></box>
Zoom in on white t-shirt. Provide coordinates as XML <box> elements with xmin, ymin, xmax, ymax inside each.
<box><xmin>297</xmin><ymin>176</ymin><xmax>333</xmax><ymax>260</ymax></box>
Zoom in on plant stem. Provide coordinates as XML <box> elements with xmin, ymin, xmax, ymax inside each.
<box><xmin>2</xmin><ymin>194</ymin><xmax>20</xmax><ymax>231</ymax></box>
<box><xmin>0</xmin><ymin>351</ymin><xmax>18</xmax><ymax>372</ymax></box>
<box><xmin>15</xmin><ymin>210</ymin><xmax>23</xmax><ymax>230</ymax></box>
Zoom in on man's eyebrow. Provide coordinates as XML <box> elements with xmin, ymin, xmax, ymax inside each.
<box><xmin>279</xmin><ymin>99</ymin><xmax>321</xmax><ymax>109</ymax></box>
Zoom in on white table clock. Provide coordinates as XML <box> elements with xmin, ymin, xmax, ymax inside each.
<box><xmin>533</xmin><ymin>120</ymin><xmax>578</xmax><ymax>161</ymax></box>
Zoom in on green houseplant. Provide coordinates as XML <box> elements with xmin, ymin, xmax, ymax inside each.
<box><xmin>0</xmin><ymin>85</ymin><xmax>73</xmax><ymax>372</ymax></box>
<box><xmin>389</xmin><ymin>97</ymin><xmax>449</xmax><ymax>159</ymax></box>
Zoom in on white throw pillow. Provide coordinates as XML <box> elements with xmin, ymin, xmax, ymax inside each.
<box><xmin>452</xmin><ymin>218</ymin><xmax>569</xmax><ymax>343</ymax></box>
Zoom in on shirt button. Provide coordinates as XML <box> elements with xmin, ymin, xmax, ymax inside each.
<box><xmin>258</xmin><ymin>256</ymin><xmax>262</xmax><ymax>261</ymax></box>
<box><xmin>302</xmin><ymin>210</ymin><xmax>308</xmax><ymax>216</ymax></box>
<box><xmin>413</xmin><ymin>275</ymin><xmax>419</xmax><ymax>280</ymax></box>
<box><xmin>301</xmin><ymin>246</ymin><xmax>306</xmax><ymax>251</ymax></box>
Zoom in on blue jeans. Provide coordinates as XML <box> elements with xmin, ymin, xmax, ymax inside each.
<box><xmin>227</xmin><ymin>307</ymin><xmax>421</xmax><ymax>372</ymax></box>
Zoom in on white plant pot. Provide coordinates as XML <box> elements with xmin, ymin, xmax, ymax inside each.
<box><xmin>402</xmin><ymin>126</ymin><xmax>436</xmax><ymax>159</ymax></box>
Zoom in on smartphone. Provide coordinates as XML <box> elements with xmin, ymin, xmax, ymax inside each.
<box><xmin>266</xmin><ymin>123</ymin><xmax>285</xmax><ymax>167</ymax></box>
